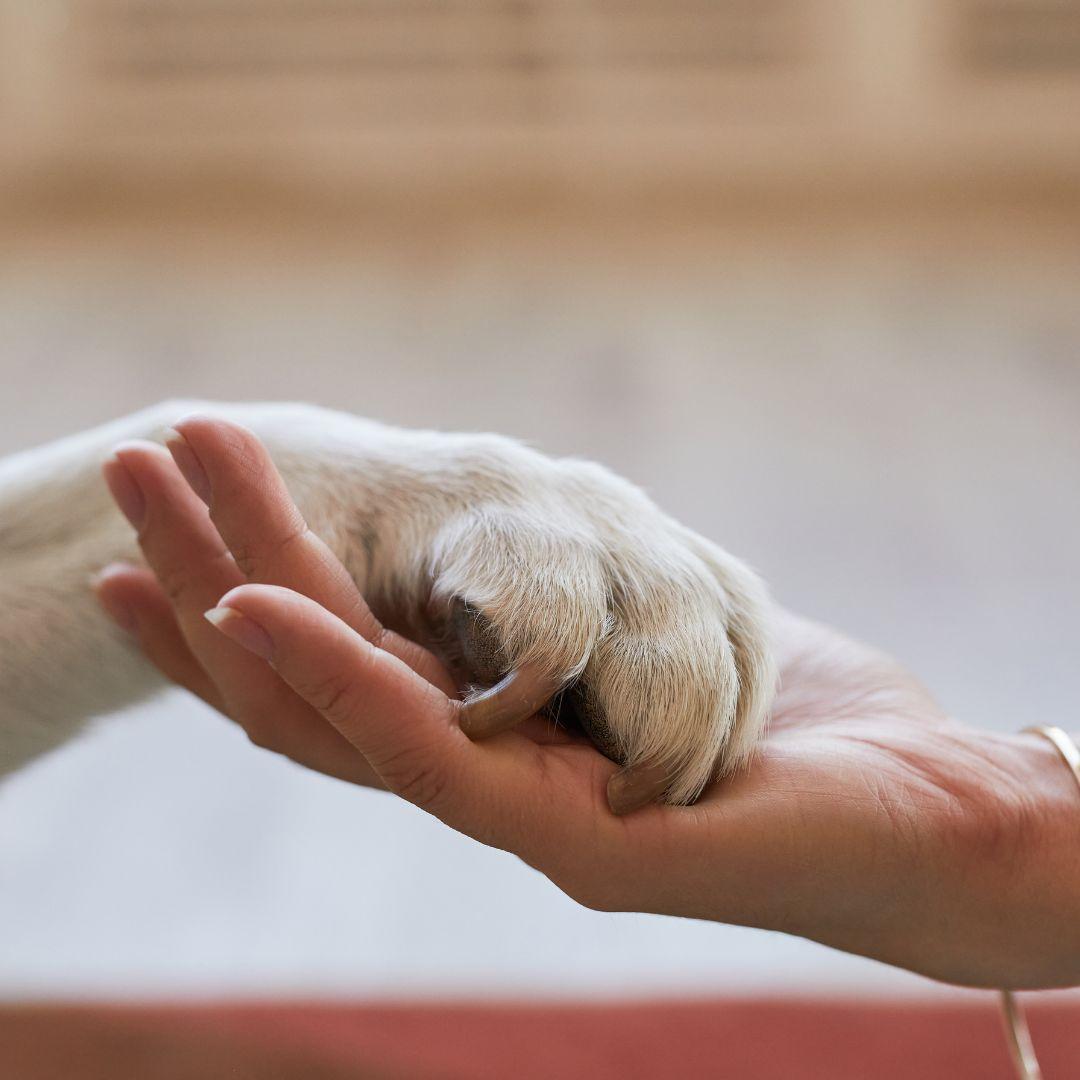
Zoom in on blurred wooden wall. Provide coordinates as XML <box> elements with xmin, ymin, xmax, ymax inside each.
<box><xmin>2</xmin><ymin>0</ymin><xmax>1080</xmax><ymax>206</ymax></box>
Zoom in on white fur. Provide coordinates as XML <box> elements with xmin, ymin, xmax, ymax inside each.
<box><xmin>0</xmin><ymin>401</ymin><xmax>776</xmax><ymax>804</ymax></box>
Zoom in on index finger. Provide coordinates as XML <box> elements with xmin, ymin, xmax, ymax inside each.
<box><xmin>208</xmin><ymin>584</ymin><xmax>541</xmax><ymax>837</ymax></box>
<box><xmin>211</xmin><ymin>584</ymin><xmax>661</xmax><ymax>896</ymax></box>
<box><xmin>167</xmin><ymin>415</ymin><xmax>451</xmax><ymax>693</ymax></box>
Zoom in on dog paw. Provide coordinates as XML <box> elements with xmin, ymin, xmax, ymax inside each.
<box><xmin>418</xmin><ymin>454</ymin><xmax>777</xmax><ymax>808</ymax></box>
<box><xmin>226</xmin><ymin>405</ymin><xmax>775</xmax><ymax>809</ymax></box>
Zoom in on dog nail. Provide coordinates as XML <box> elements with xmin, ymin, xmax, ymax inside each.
<box><xmin>460</xmin><ymin>665</ymin><xmax>560</xmax><ymax>739</ymax></box>
<box><xmin>607</xmin><ymin>761</ymin><xmax>670</xmax><ymax>815</ymax></box>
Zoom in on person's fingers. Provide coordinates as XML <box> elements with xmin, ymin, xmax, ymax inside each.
<box><xmin>461</xmin><ymin>665</ymin><xmax>670</xmax><ymax>814</ymax></box>
<box><xmin>206</xmin><ymin>583</ymin><xmax>669</xmax><ymax>904</ymax></box>
<box><xmin>167</xmin><ymin>416</ymin><xmax>454</xmax><ymax>694</ymax></box>
<box><xmin>103</xmin><ymin>444</ymin><xmax>375</xmax><ymax>781</ymax></box>
<box><xmin>103</xmin><ymin>442</ymin><xmax>257</xmax><ymax>680</ymax></box>
<box><xmin>166</xmin><ymin>417</ymin><xmax>362</xmax><ymax>619</ymax></box>
<box><xmin>205</xmin><ymin>583</ymin><xmax>479</xmax><ymax>813</ymax></box>
<box><xmin>93</xmin><ymin>562</ymin><xmax>227</xmax><ymax>712</ymax></box>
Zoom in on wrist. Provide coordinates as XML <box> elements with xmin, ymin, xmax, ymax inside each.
<box><xmin>981</xmin><ymin>730</ymin><xmax>1080</xmax><ymax>988</ymax></box>
<box><xmin>803</xmin><ymin>728</ymin><xmax>1080</xmax><ymax>989</ymax></box>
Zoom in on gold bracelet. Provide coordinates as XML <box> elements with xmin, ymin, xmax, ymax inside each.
<box><xmin>1026</xmin><ymin>725</ymin><xmax>1080</xmax><ymax>793</ymax></box>
<box><xmin>1000</xmin><ymin>725</ymin><xmax>1080</xmax><ymax>1080</ymax></box>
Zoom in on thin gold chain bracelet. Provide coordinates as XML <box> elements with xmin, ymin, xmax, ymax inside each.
<box><xmin>1000</xmin><ymin>725</ymin><xmax>1080</xmax><ymax>1080</ymax></box>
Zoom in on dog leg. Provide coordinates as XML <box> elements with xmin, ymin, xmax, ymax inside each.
<box><xmin>0</xmin><ymin>401</ymin><xmax>777</xmax><ymax>804</ymax></box>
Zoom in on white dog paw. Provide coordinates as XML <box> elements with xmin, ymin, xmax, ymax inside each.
<box><xmin>415</xmin><ymin>455</ymin><xmax>777</xmax><ymax>807</ymax></box>
<box><xmin>240</xmin><ymin>406</ymin><xmax>776</xmax><ymax>808</ymax></box>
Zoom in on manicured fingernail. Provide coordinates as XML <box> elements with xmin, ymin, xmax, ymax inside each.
<box><xmin>92</xmin><ymin>567</ymin><xmax>138</xmax><ymax>634</ymax></box>
<box><xmin>205</xmin><ymin>606</ymin><xmax>274</xmax><ymax>661</ymax></box>
<box><xmin>165</xmin><ymin>427</ymin><xmax>212</xmax><ymax>506</ymax></box>
<box><xmin>607</xmin><ymin>761</ymin><xmax>671</xmax><ymax>816</ymax></box>
<box><xmin>103</xmin><ymin>454</ymin><xmax>146</xmax><ymax>530</ymax></box>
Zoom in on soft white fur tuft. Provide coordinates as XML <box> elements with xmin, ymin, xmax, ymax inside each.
<box><xmin>0</xmin><ymin>401</ymin><xmax>777</xmax><ymax>804</ymax></box>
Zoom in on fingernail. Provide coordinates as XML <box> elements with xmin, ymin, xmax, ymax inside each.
<box><xmin>607</xmin><ymin>761</ymin><xmax>671</xmax><ymax>816</ymax></box>
<box><xmin>205</xmin><ymin>606</ymin><xmax>274</xmax><ymax>661</ymax></box>
<box><xmin>165</xmin><ymin>428</ymin><xmax>212</xmax><ymax>506</ymax></box>
<box><xmin>92</xmin><ymin>568</ymin><xmax>138</xmax><ymax>634</ymax></box>
<box><xmin>103</xmin><ymin>454</ymin><xmax>146</xmax><ymax>530</ymax></box>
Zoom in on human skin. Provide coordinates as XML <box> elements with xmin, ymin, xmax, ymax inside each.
<box><xmin>95</xmin><ymin>417</ymin><xmax>1080</xmax><ymax>991</ymax></box>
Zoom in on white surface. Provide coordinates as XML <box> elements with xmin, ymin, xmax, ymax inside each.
<box><xmin>1</xmin><ymin>212</ymin><xmax>1078</xmax><ymax>998</ymax></box>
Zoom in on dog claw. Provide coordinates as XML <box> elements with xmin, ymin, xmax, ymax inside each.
<box><xmin>606</xmin><ymin>760</ymin><xmax>671</xmax><ymax>815</ymax></box>
<box><xmin>459</xmin><ymin>665</ymin><xmax>562</xmax><ymax>740</ymax></box>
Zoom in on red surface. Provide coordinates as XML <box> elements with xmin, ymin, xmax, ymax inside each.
<box><xmin>3</xmin><ymin>997</ymin><xmax>1079</xmax><ymax>1079</ymax></box>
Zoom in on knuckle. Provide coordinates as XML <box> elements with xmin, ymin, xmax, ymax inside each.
<box><xmin>299</xmin><ymin>670</ymin><xmax>355</xmax><ymax>721</ymax></box>
<box><xmin>226</xmin><ymin>523</ymin><xmax>309</xmax><ymax>581</ymax></box>
<box><xmin>156</xmin><ymin>550</ymin><xmax>233</xmax><ymax>612</ymax></box>
<box><xmin>227</xmin><ymin>538</ymin><xmax>262</xmax><ymax>579</ymax></box>
<box><xmin>159</xmin><ymin>569</ymin><xmax>193</xmax><ymax>609</ymax></box>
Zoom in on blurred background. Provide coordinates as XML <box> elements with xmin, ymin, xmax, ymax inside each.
<box><xmin>1</xmin><ymin>1</ymin><xmax>1080</xmax><ymax>1076</ymax></box>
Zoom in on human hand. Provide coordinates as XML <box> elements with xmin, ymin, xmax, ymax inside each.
<box><xmin>95</xmin><ymin>420</ymin><xmax>1080</xmax><ymax>991</ymax></box>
